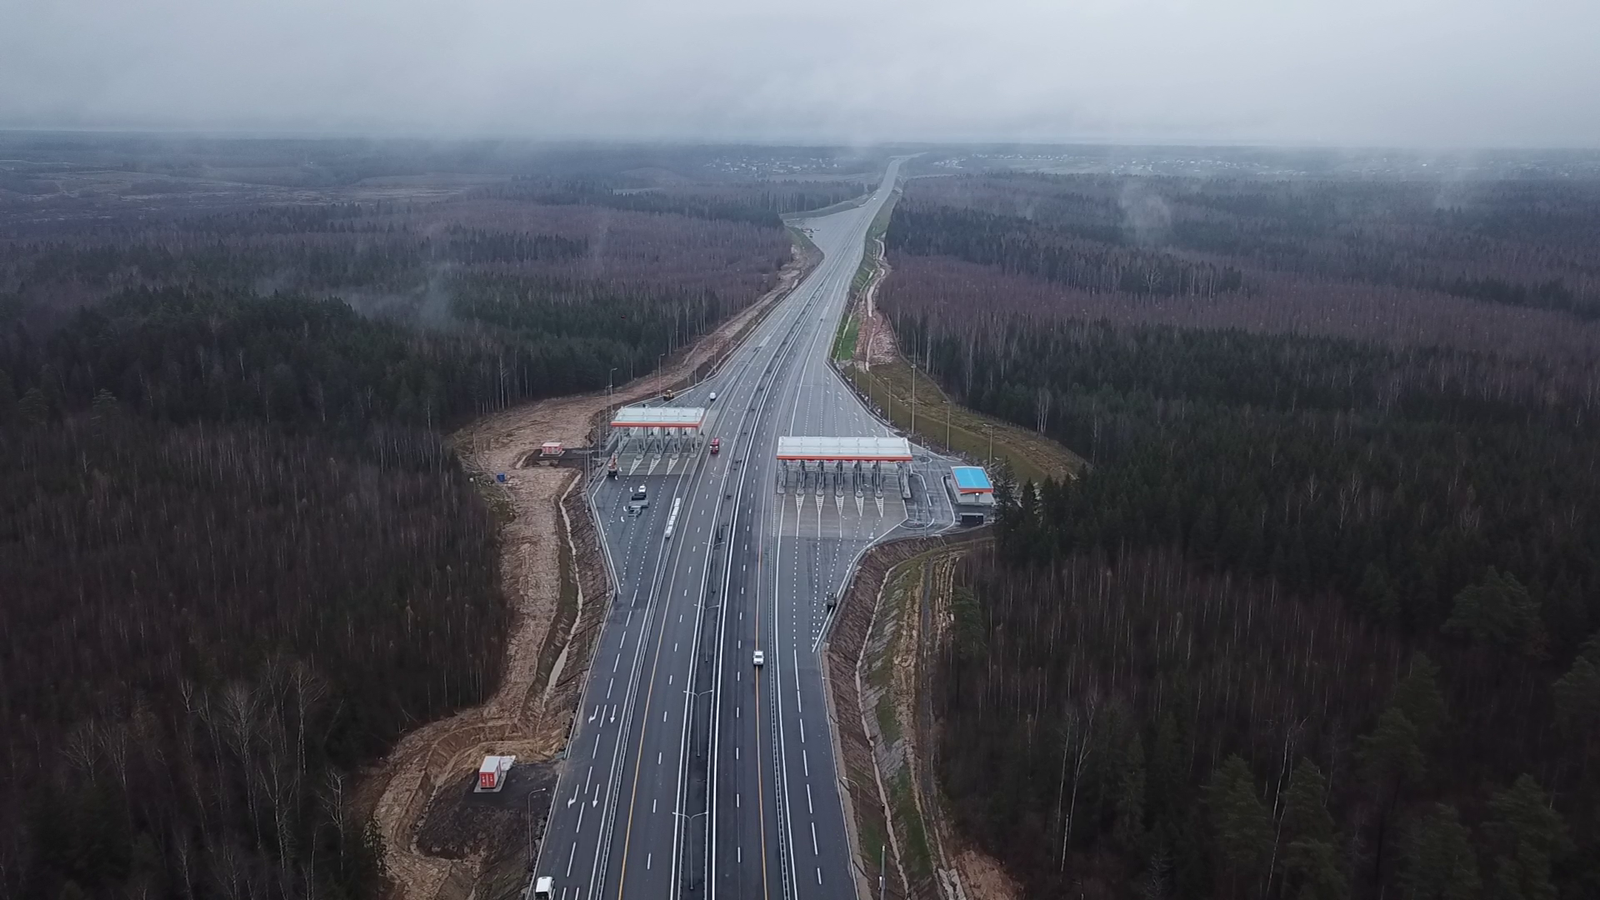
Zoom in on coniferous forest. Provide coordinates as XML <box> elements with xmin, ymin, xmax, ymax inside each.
<box><xmin>881</xmin><ymin>169</ymin><xmax>1600</xmax><ymax>897</ymax></box>
<box><xmin>0</xmin><ymin>137</ymin><xmax>868</xmax><ymax>900</ymax></box>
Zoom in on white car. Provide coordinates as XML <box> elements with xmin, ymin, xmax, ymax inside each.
<box><xmin>753</xmin><ymin>650</ymin><xmax>764</xmax><ymax>668</ymax></box>
<box><xmin>709</xmin><ymin>391</ymin><xmax>717</xmax><ymax>402</ymax></box>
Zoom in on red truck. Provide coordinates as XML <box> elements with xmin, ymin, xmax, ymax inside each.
<box><xmin>709</xmin><ymin>438</ymin><xmax>721</xmax><ymax>455</ymax></box>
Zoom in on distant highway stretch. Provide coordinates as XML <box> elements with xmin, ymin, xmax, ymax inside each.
<box><xmin>535</xmin><ymin>158</ymin><xmax>956</xmax><ymax>900</ymax></box>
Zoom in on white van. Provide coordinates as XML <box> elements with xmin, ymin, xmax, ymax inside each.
<box><xmin>534</xmin><ymin>876</ymin><xmax>554</xmax><ymax>899</ymax></box>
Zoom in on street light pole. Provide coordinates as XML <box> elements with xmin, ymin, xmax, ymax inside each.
<box><xmin>526</xmin><ymin>786</ymin><xmax>549</xmax><ymax>868</ymax></box>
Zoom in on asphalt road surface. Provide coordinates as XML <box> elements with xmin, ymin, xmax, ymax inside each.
<box><xmin>533</xmin><ymin>159</ymin><xmax>957</xmax><ymax>900</ymax></box>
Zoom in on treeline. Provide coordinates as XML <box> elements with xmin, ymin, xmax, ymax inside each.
<box><xmin>18</xmin><ymin>228</ymin><xmax>586</xmax><ymax>292</ymax></box>
<box><xmin>887</xmin><ymin>203</ymin><xmax>1246</xmax><ymax>298</ymax></box>
<box><xmin>3</xmin><ymin>281</ymin><xmax>738</xmax><ymax>434</ymax></box>
<box><xmin>893</xmin><ymin>173</ymin><xmax>1600</xmax><ymax>318</ymax></box>
<box><xmin>0</xmin><ymin>410</ymin><xmax>502</xmax><ymax>900</ymax></box>
<box><xmin>900</xmin><ymin>316</ymin><xmax>1600</xmax><ymax>649</ymax></box>
<box><xmin>903</xmin><ymin>311</ymin><xmax>1600</xmax><ymax>896</ymax></box>
<box><xmin>501</xmin><ymin>178</ymin><xmax>868</xmax><ymax>228</ymax></box>
<box><xmin>942</xmin><ymin>544</ymin><xmax>1595</xmax><ymax>898</ymax></box>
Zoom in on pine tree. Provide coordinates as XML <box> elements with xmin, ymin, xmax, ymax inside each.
<box><xmin>1443</xmin><ymin>568</ymin><xmax>1546</xmax><ymax>658</ymax></box>
<box><xmin>1205</xmin><ymin>755</ymin><xmax>1272</xmax><ymax>897</ymax></box>
<box><xmin>1484</xmin><ymin>775</ymin><xmax>1570</xmax><ymax>900</ymax></box>
<box><xmin>1401</xmin><ymin>804</ymin><xmax>1479</xmax><ymax>900</ymax></box>
<box><xmin>1281</xmin><ymin>759</ymin><xmax>1336</xmax><ymax>845</ymax></box>
<box><xmin>1392</xmin><ymin>653</ymin><xmax>1446</xmax><ymax>745</ymax></box>
<box><xmin>0</xmin><ymin>368</ymin><xmax>16</xmax><ymax>424</ymax></box>
<box><xmin>1283</xmin><ymin>837</ymin><xmax>1346</xmax><ymax>900</ymax></box>
<box><xmin>19</xmin><ymin>385</ymin><xmax>48</xmax><ymax>425</ymax></box>
<box><xmin>1357</xmin><ymin>707</ymin><xmax>1425</xmax><ymax>887</ymax></box>
<box><xmin>1113</xmin><ymin>724</ymin><xmax>1148</xmax><ymax>855</ymax></box>
<box><xmin>1279</xmin><ymin>760</ymin><xmax>1343</xmax><ymax>900</ymax></box>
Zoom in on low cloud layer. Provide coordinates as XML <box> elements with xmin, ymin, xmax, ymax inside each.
<box><xmin>4</xmin><ymin>0</ymin><xmax>1596</xmax><ymax>147</ymax></box>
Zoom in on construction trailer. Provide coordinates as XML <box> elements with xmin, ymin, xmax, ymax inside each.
<box><xmin>476</xmin><ymin>755</ymin><xmax>515</xmax><ymax>792</ymax></box>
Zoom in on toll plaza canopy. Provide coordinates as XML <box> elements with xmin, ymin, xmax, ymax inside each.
<box><xmin>951</xmin><ymin>466</ymin><xmax>994</xmax><ymax>494</ymax></box>
<box><xmin>776</xmin><ymin>435</ymin><xmax>913</xmax><ymax>462</ymax></box>
<box><xmin>610</xmin><ymin>406</ymin><xmax>705</xmax><ymax>429</ymax></box>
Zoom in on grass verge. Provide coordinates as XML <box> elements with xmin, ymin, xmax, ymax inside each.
<box><xmin>850</xmin><ymin>187</ymin><xmax>900</xmax><ymax>299</ymax></box>
<box><xmin>833</xmin><ymin>313</ymin><xmax>860</xmax><ymax>361</ymax></box>
<box><xmin>844</xmin><ymin>360</ymin><xmax>1084</xmax><ymax>485</ymax></box>
<box><xmin>892</xmin><ymin>769</ymin><xmax>934</xmax><ymax>882</ymax></box>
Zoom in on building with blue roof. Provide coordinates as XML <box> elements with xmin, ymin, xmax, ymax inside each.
<box><xmin>945</xmin><ymin>465</ymin><xmax>995</xmax><ymax>525</ymax></box>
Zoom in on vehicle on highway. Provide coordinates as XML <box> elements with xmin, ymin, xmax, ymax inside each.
<box><xmin>709</xmin><ymin>391</ymin><xmax>717</xmax><ymax>402</ymax></box>
<box><xmin>709</xmin><ymin>437</ymin><xmax>720</xmax><ymax>455</ymax></box>
<box><xmin>664</xmin><ymin>388</ymin><xmax>676</xmax><ymax>401</ymax></box>
<box><xmin>626</xmin><ymin>499</ymin><xmax>649</xmax><ymax>515</ymax></box>
<box><xmin>631</xmin><ymin>484</ymin><xmax>647</xmax><ymax>501</ymax></box>
<box><xmin>534</xmin><ymin>876</ymin><xmax>554</xmax><ymax>899</ymax></box>
<box><xmin>606</xmin><ymin>455</ymin><xmax>619</xmax><ymax>478</ymax></box>
<box><xmin>753</xmin><ymin>649</ymin><xmax>764</xmax><ymax>667</ymax></box>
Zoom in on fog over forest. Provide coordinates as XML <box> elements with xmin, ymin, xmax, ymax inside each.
<box><xmin>4</xmin><ymin>0</ymin><xmax>1598</xmax><ymax>146</ymax></box>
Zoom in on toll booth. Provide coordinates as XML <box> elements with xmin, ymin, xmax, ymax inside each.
<box><xmin>775</xmin><ymin>436</ymin><xmax>914</xmax><ymax>498</ymax></box>
<box><xmin>946</xmin><ymin>465</ymin><xmax>995</xmax><ymax>525</ymax></box>
<box><xmin>609</xmin><ymin>406</ymin><xmax>706</xmax><ymax>456</ymax></box>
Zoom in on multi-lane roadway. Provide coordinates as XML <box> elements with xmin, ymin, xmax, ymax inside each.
<box><xmin>534</xmin><ymin>159</ymin><xmax>956</xmax><ymax>900</ymax></box>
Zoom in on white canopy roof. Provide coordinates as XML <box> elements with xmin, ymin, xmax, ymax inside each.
<box><xmin>776</xmin><ymin>435</ymin><xmax>912</xmax><ymax>462</ymax></box>
<box><xmin>610</xmin><ymin>406</ymin><xmax>706</xmax><ymax>429</ymax></box>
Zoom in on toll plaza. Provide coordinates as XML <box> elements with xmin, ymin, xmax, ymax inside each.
<box><xmin>774</xmin><ymin>435</ymin><xmax>913</xmax><ymax>498</ymax></box>
<box><xmin>609</xmin><ymin>405</ymin><xmax>705</xmax><ymax>476</ymax></box>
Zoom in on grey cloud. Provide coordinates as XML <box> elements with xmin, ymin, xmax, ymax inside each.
<box><xmin>2</xmin><ymin>0</ymin><xmax>1597</xmax><ymax>146</ymax></box>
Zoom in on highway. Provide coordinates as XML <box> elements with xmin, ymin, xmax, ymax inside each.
<box><xmin>533</xmin><ymin>158</ymin><xmax>957</xmax><ymax>900</ymax></box>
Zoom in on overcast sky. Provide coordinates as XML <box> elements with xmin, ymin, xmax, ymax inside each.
<box><xmin>4</xmin><ymin>0</ymin><xmax>1597</xmax><ymax>147</ymax></box>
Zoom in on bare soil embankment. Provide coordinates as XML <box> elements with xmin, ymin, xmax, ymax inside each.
<box><xmin>356</xmin><ymin>241</ymin><xmax>817</xmax><ymax>900</ymax></box>
<box><xmin>825</xmin><ymin>532</ymin><xmax>1020</xmax><ymax>900</ymax></box>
